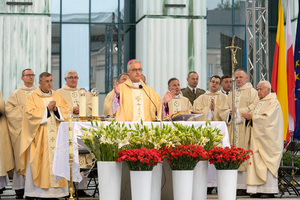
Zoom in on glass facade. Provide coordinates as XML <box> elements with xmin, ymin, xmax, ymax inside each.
<box><xmin>207</xmin><ymin>0</ymin><xmax>248</xmax><ymax>79</ymax></box>
<box><xmin>51</xmin><ymin>0</ymin><xmax>135</xmax><ymax>113</ymax></box>
<box><xmin>51</xmin><ymin>0</ymin><xmax>288</xmax><ymax>113</ymax></box>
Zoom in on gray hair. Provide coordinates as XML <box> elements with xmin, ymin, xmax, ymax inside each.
<box><xmin>64</xmin><ymin>69</ymin><xmax>78</xmax><ymax>78</ymax></box>
<box><xmin>258</xmin><ymin>81</ymin><xmax>271</xmax><ymax>89</ymax></box>
<box><xmin>39</xmin><ymin>72</ymin><xmax>52</xmax><ymax>82</ymax></box>
<box><xmin>127</xmin><ymin>59</ymin><xmax>142</xmax><ymax>71</ymax></box>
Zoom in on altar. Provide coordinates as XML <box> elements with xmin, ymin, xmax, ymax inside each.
<box><xmin>53</xmin><ymin>121</ymin><xmax>230</xmax><ymax>200</ymax></box>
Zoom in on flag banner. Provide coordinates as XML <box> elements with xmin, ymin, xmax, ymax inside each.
<box><xmin>286</xmin><ymin>0</ymin><xmax>296</xmax><ymax>140</ymax></box>
<box><xmin>293</xmin><ymin>0</ymin><xmax>300</xmax><ymax>140</ymax></box>
<box><xmin>271</xmin><ymin>0</ymin><xmax>289</xmax><ymax>141</ymax></box>
<box><xmin>244</xmin><ymin>22</ymin><xmax>247</xmax><ymax>72</ymax></box>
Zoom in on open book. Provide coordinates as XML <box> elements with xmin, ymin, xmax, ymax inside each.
<box><xmin>163</xmin><ymin>110</ymin><xmax>203</xmax><ymax>121</ymax></box>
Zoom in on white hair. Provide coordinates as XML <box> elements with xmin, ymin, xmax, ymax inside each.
<box><xmin>258</xmin><ymin>81</ymin><xmax>271</xmax><ymax>90</ymax></box>
<box><xmin>64</xmin><ymin>69</ymin><xmax>78</xmax><ymax>78</ymax></box>
<box><xmin>127</xmin><ymin>59</ymin><xmax>142</xmax><ymax>71</ymax></box>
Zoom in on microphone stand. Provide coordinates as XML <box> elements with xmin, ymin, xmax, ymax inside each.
<box><xmin>139</xmin><ymin>85</ymin><xmax>160</xmax><ymax>121</ymax></box>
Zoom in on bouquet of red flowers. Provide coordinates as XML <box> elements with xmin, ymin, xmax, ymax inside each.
<box><xmin>161</xmin><ymin>144</ymin><xmax>209</xmax><ymax>170</ymax></box>
<box><xmin>116</xmin><ymin>148</ymin><xmax>162</xmax><ymax>171</ymax></box>
<box><xmin>208</xmin><ymin>145</ymin><xmax>253</xmax><ymax>170</ymax></box>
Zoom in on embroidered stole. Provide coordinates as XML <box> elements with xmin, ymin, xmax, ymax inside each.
<box><xmin>69</xmin><ymin>90</ymin><xmax>79</xmax><ymax>108</ymax></box>
<box><xmin>42</xmin><ymin>97</ymin><xmax>60</xmax><ymax>187</ymax></box>
<box><xmin>132</xmin><ymin>88</ymin><xmax>144</xmax><ymax>121</ymax></box>
<box><xmin>169</xmin><ymin>98</ymin><xmax>182</xmax><ymax>114</ymax></box>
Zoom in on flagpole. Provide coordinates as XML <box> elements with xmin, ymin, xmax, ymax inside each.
<box><xmin>226</xmin><ymin>36</ymin><xmax>241</xmax><ymax>146</ymax></box>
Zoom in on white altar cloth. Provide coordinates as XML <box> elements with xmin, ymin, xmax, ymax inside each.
<box><xmin>53</xmin><ymin>121</ymin><xmax>230</xmax><ymax>183</ymax></box>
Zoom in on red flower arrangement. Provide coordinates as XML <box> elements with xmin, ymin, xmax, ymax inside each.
<box><xmin>161</xmin><ymin>144</ymin><xmax>209</xmax><ymax>170</ymax></box>
<box><xmin>208</xmin><ymin>145</ymin><xmax>253</xmax><ymax>170</ymax></box>
<box><xmin>116</xmin><ymin>148</ymin><xmax>162</xmax><ymax>171</ymax></box>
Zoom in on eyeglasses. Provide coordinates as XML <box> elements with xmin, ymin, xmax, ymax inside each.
<box><xmin>210</xmin><ymin>81</ymin><xmax>220</xmax><ymax>85</ymax></box>
<box><xmin>130</xmin><ymin>68</ymin><xmax>143</xmax><ymax>72</ymax></box>
<box><xmin>66</xmin><ymin>76</ymin><xmax>79</xmax><ymax>80</ymax></box>
<box><xmin>23</xmin><ymin>74</ymin><xmax>35</xmax><ymax>77</ymax></box>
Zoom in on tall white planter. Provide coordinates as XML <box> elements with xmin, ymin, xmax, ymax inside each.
<box><xmin>217</xmin><ymin>170</ymin><xmax>238</xmax><ymax>200</ymax></box>
<box><xmin>151</xmin><ymin>163</ymin><xmax>162</xmax><ymax>200</ymax></box>
<box><xmin>97</xmin><ymin>161</ymin><xmax>122</xmax><ymax>200</ymax></box>
<box><xmin>192</xmin><ymin>160</ymin><xmax>208</xmax><ymax>200</ymax></box>
<box><xmin>172</xmin><ymin>170</ymin><xmax>194</xmax><ymax>200</ymax></box>
<box><xmin>130</xmin><ymin>171</ymin><xmax>153</xmax><ymax>200</ymax></box>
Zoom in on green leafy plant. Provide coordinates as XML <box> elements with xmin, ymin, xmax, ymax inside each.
<box><xmin>80</xmin><ymin>120</ymin><xmax>130</xmax><ymax>161</ymax></box>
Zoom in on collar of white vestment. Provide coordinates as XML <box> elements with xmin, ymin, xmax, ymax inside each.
<box><xmin>236</xmin><ymin>82</ymin><xmax>253</xmax><ymax>90</ymax></box>
<box><xmin>62</xmin><ymin>84</ymin><xmax>80</xmax><ymax>91</ymax></box>
<box><xmin>205</xmin><ymin>90</ymin><xmax>221</xmax><ymax>95</ymax></box>
<box><xmin>18</xmin><ymin>84</ymin><xmax>37</xmax><ymax>91</ymax></box>
<box><xmin>39</xmin><ymin>87</ymin><xmax>52</xmax><ymax>96</ymax></box>
<box><xmin>260</xmin><ymin>92</ymin><xmax>275</xmax><ymax>101</ymax></box>
<box><xmin>173</xmin><ymin>93</ymin><xmax>181</xmax><ymax>99</ymax></box>
<box><xmin>130</xmin><ymin>80</ymin><xmax>141</xmax><ymax>88</ymax></box>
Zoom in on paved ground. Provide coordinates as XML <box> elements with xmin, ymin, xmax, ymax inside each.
<box><xmin>1</xmin><ymin>179</ymin><xmax>299</xmax><ymax>200</ymax></box>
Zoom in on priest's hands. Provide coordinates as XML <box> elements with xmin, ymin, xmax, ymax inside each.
<box><xmin>73</xmin><ymin>104</ymin><xmax>79</xmax><ymax>114</ymax></box>
<box><xmin>229</xmin><ymin>107</ymin><xmax>237</xmax><ymax>115</ymax></box>
<box><xmin>241</xmin><ymin>113</ymin><xmax>252</xmax><ymax>120</ymax></box>
<box><xmin>114</xmin><ymin>80</ymin><xmax>120</xmax><ymax>97</ymax></box>
<box><xmin>48</xmin><ymin>100</ymin><xmax>57</xmax><ymax>111</ymax></box>
<box><xmin>210</xmin><ymin>99</ymin><xmax>215</xmax><ymax>111</ymax></box>
<box><xmin>163</xmin><ymin>90</ymin><xmax>176</xmax><ymax>103</ymax></box>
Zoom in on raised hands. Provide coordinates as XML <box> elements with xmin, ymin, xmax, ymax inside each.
<box><xmin>163</xmin><ymin>90</ymin><xmax>176</xmax><ymax>103</ymax></box>
<box><xmin>113</xmin><ymin>80</ymin><xmax>120</xmax><ymax>97</ymax></box>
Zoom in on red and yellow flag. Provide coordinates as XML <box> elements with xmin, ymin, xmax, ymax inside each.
<box><xmin>271</xmin><ymin>0</ymin><xmax>289</xmax><ymax>141</ymax></box>
<box><xmin>286</xmin><ymin>0</ymin><xmax>296</xmax><ymax>140</ymax></box>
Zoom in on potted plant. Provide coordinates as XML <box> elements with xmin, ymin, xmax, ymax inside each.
<box><xmin>80</xmin><ymin>120</ymin><xmax>130</xmax><ymax>200</ymax></box>
<box><xmin>208</xmin><ymin>145</ymin><xmax>252</xmax><ymax>200</ymax></box>
<box><xmin>117</xmin><ymin>148</ymin><xmax>162</xmax><ymax>200</ymax></box>
<box><xmin>161</xmin><ymin>144</ymin><xmax>209</xmax><ymax>200</ymax></box>
<box><xmin>170</xmin><ymin>121</ymin><xmax>224</xmax><ymax>200</ymax></box>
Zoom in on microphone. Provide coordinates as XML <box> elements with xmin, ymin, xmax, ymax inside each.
<box><xmin>139</xmin><ymin>85</ymin><xmax>159</xmax><ymax>121</ymax></box>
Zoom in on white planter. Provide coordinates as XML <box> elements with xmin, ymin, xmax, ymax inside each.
<box><xmin>217</xmin><ymin>170</ymin><xmax>238</xmax><ymax>200</ymax></box>
<box><xmin>130</xmin><ymin>170</ymin><xmax>153</xmax><ymax>200</ymax></box>
<box><xmin>172</xmin><ymin>170</ymin><xmax>194</xmax><ymax>200</ymax></box>
<box><xmin>151</xmin><ymin>163</ymin><xmax>162</xmax><ymax>200</ymax></box>
<box><xmin>192</xmin><ymin>160</ymin><xmax>208</xmax><ymax>200</ymax></box>
<box><xmin>97</xmin><ymin>161</ymin><xmax>122</xmax><ymax>200</ymax></box>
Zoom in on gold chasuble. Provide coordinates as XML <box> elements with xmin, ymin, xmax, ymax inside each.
<box><xmin>20</xmin><ymin>88</ymin><xmax>71</xmax><ymax>188</ymax></box>
<box><xmin>115</xmin><ymin>79</ymin><xmax>162</xmax><ymax>121</ymax></box>
<box><xmin>103</xmin><ymin>90</ymin><xmax>113</xmax><ymax>115</ymax></box>
<box><xmin>246</xmin><ymin>93</ymin><xmax>283</xmax><ymax>185</ymax></box>
<box><xmin>57</xmin><ymin>84</ymin><xmax>92</xmax><ymax>116</ymax></box>
<box><xmin>5</xmin><ymin>85</ymin><xmax>36</xmax><ymax>173</ymax></box>
<box><xmin>193</xmin><ymin>91</ymin><xmax>228</xmax><ymax>121</ymax></box>
<box><xmin>168</xmin><ymin>96</ymin><xmax>192</xmax><ymax>115</ymax></box>
<box><xmin>0</xmin><ymin>91</ymin><xmax>14</xmax><ymax>176</ymax></box>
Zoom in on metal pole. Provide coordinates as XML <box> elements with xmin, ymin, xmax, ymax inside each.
<box><xmin>225</xmin><ymin>36</ymin><xmax>241</xmax><ymax>146</ymax></box>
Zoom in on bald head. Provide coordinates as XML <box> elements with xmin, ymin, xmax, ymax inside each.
<box><xmin>257</xmin><ymin>81</ymin><xmax>271</xmax><ymax>99</ymax></box>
